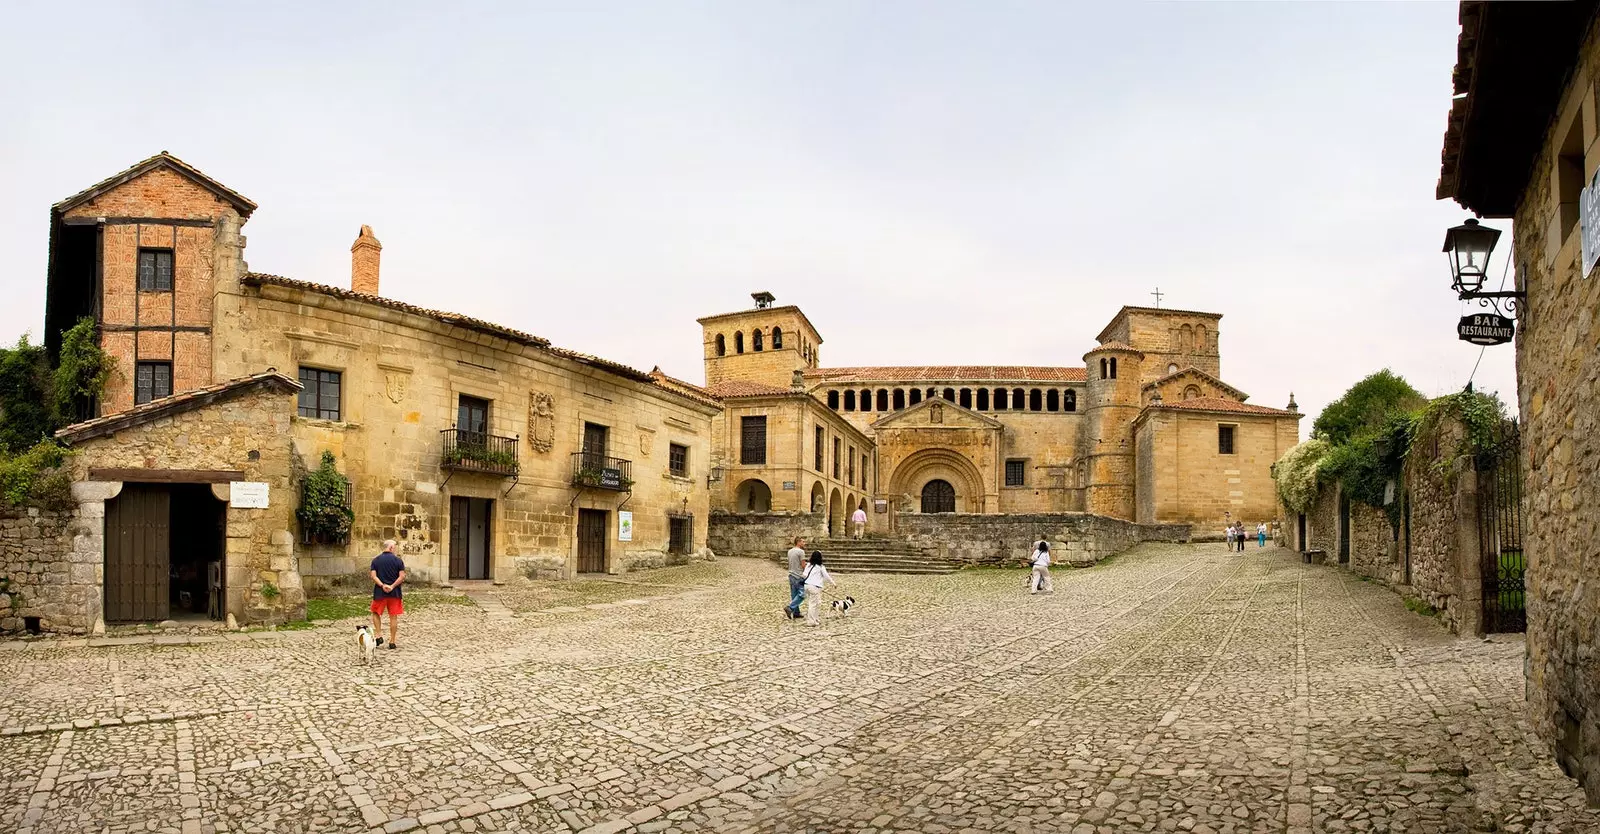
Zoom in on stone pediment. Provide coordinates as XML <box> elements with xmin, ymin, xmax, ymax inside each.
<box><xmin>871</xmin><ymin>397</ymin><xmax>1002</xmax><ymax>431</ymax></box>
<box><xmin>1143</xmin><ymin>366</ymin><xmax>1248</xmax><ymax>402</ymax></box>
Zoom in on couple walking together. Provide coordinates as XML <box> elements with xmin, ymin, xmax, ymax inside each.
<box><xmin>785</xmin><ymin>537</ymin><xmax>839</xmax><ymax>626</ymax></box>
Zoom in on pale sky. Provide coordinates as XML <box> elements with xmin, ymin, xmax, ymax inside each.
<box><xmin>0</xmin><ymin>1</ymin><xmax>1516</xmax><ymax>428</ymax></box>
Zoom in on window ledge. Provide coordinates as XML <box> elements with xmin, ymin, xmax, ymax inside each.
<box><xmin>293</xmin><ymin>416</ymin><xmax>361</xmax><ymax>430</ymax></box>
<box><xmin>663</xmin><ymin>473</ymin><xmax>695</xmax><ymax>484</ymax></box>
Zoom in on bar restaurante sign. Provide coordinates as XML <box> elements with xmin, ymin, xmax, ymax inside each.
<box><xmin>1457</xmin><ymin>313</ymin><xmax>1515</xmax><ymax>346</ymax></box>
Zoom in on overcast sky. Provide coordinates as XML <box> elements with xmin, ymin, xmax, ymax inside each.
<box><xmin>0</xmin><ymin>1</ymin><xmax>1515</xmax><ymax>428</ymax></box>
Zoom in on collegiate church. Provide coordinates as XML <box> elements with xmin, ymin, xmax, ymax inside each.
<box><xmin>687</xmin><ymin>293</ymin><xmax>1301</xmax><ymax>533</ymax></box>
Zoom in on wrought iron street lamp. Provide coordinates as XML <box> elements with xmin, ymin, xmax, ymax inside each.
<box><xmin>1443</xmin><ymin>218</ymin><xmax>1523</xmax><ymax>317</ymax></box>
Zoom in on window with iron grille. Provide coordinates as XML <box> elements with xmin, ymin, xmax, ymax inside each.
<box><xmin>135</xmin><ymin>361</ymin><xmax>172</xmax><ymax>404</ymax></box>
<box><xmin>833</xmin><ymin>437</ymin><xmax>841</xmax><ymax>478</ymax></box>
<box><xmin>669</xmin><ymin>443</ymin><xmax>688</xmax><ymax>477</ymax></box>
<box><xmin>1005</xmin><ymin>459</ymin><xmax>1026</xmax><ymax>486</ymax></box>
<box><xmin>814</xmin><ymin>426</ymin><xmax>824</xmax><ymax>472</ymax></box>
<box><xmin>297</xmin><ymin>368</ymin><xmax>342</xmax><ymax>420</ymax></box>
<box><xmin>137</xmin><ymin>248</ymin><xmax>173</xmax><ymax>291</ymax></box>
<box><xmin>740</xmin><ymin>416</ymin><xmax>767</xmax><ymax>464</ymax></box>
<box><xmin>669</xmin><ymin>515</ymin><xmax>692</xmax><ymax>554</ymax></box>
<box><xmin>1218</xmin><ymin>425</ymin><xmax>1236</xmax><ymax>455</ymax></box>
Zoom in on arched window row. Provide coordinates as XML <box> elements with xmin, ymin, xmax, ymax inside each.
<box><xmin>711</xmin><ymin>325</ymin><xmax>794</xmax><ymax>357</ymax></box>
<box><xmin>826</xmin><ymin>386</ymin><xmax>1078</xmax><ymax>413</ymax></box>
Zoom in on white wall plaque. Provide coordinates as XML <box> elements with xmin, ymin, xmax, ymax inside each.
<box><xmin>230</xmin><ymin>482</ymin><xmax>270</xmax><ymax>508</ymax></box>
<box><xmin>618</xmin><ymin>510</ymin><xmax>633</xmax><ymax>542</ymax></box>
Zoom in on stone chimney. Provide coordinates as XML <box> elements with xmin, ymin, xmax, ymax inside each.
<box><xmin>351</xmin><ymin>225</ymin><xmax>382</xmax><ymax>295</ymax></box>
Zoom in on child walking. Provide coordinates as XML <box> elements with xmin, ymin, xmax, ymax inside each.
<box><xmin>1029</xmin><ymin>541</ymin><xmax>1053</xmax><ymax>594</ymax></box>
<box><xmin>802</xmin><ymin>551</ymin><xmax>838</xmax><ymax>626</ymax></box>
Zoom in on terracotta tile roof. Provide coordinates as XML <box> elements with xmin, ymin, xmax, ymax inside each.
<box><xmin>802</xmin><ymin>366</ymin><xmax>1087</xmax><ymax>383</ymax></box>
<box><xmin>704</xmin><ymin>380</ymin><xmax>797</xmax><ymax>399</ymax></box>
<box><xmin>56</xmin><ymin>370</ymin><xmax>301</xmax><ymax>444</ymax></box>
<box><xmin>648</xmin><ymin>368</ymin><xmax>723</xmax><ymax>407</ymax></box>
<box><xmin>1150</xmin><ymin>397</ymin><xmax>1302</xmax><ymax>418</ymax></box>
<box><xmin>243</xmin><ymin>273</ymin><xmax>553</xmax><ymax>349</ymax></box>
<box><xmin>1086</xmin><ymin>341</ymin><xmax>1142</xmax><ymax>355</ymax></box>
<box><xmin>54</xmin><ymin>151</ymin><xmax>257</xmax><ymax>216</ymax></box>
<box><xmin>1142</xmin><ymin>366</ymin><xmax>1248</xmax><ymax>401</ymax></box>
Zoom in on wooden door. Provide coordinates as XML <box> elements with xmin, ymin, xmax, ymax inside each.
<box><xmin>582</xmin><ymin>423</ymin><xmax>608</xmax><ymax>469</ymax></box>
<box><xmin>104</xmin><ymin>485</ymin><xmax>171</xmax><ymax>622</ymax></box>
<box><xmin>578</xmin><ymin>509</ymin><xmax>607</xmax><ymax>573</ymax></box>
<box><xmin>920</xmin><ymin>479</ymin><xmax>956</xmax><ymax>514</ymax></box>
<box><xmin>458</xmin><ymin>396</ymin><xmax>489</xmax><ymax>445</ymax></box>
<box><xmin>450</xmin><ymin>497</ymin><xmax>493</xmax><ymax>580</ymax></box>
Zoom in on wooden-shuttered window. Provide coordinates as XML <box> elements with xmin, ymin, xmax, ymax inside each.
<box><xmin>740</xmin><ymin>416</ymin><xmax>767</xmax><ymax>464</ymax></box>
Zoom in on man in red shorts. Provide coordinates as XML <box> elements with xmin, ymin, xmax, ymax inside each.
<box><xmin>369</xmin><ymin>539</ymin><xmax>406</xmax><ymax>650</ymax></box>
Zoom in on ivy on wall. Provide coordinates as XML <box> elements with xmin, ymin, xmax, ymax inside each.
<box><xmin>0</xmin><ymin>317</ymin><xmax>113</xmax><ymax>510</ymax></box>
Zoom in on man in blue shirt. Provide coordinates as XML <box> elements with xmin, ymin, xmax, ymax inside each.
<box><xmin>369</xmin><ymin>539</ymin><xmax>407</xmax><ymax>650</ymax></box>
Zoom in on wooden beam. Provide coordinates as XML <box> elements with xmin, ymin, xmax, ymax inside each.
<box><xmin>61</xmin><ymin>216</ymin><xmax>215</xmax><ymax>227</ymax></box>
<box><xmin>88</xmin><ymin>468</ymin><xmax>245</xmax><ymax>484</ymax></box>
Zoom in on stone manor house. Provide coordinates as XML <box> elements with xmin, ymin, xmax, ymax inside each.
<box><xmin>10</xmin><ymin>151</ymin><xmax>1296</xmax><ymax>634</ymax></box>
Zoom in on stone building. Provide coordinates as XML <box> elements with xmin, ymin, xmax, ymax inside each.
<box><xmin>697</xmin><ymin>295</ymin><xmax>1301</xmax><ymax>529</ymax></box>
<box><xmin>31</xmin><ymin>152</ymin><xmax>719</xmax><ymax>631</ymax></box>
<box><xmin>1436</xmin><ymin>0</ymin><xmax>1600</xmax><ymax>798</ymax></box>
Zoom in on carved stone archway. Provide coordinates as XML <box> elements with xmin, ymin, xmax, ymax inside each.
<box><xmin>888</xmin><ymin>448</ymin><xmax>986</xmax><ymax>514</ymax></box>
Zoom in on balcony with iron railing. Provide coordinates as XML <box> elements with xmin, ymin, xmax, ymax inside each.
<box><xmin>571</xmin><ymin>451</ymin><xmax>633</xmax><ymax>491</ymax></box>
<box><xmin>441</xmin><ymin>428</ymin><xmax>520</xmax><ymax>476</ymax></box>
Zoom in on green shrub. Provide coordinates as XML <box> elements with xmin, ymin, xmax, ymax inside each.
<box><xmin>0</xmin><ymin>441</ymin><xmax>72</xmax><ymax>509</ymax></box>
<box><xmin>297</xmin><ymin>451</ymin><xmax>354</xmax><ymax>543</ymax></box>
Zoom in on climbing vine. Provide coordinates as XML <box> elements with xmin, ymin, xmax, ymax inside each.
<box><xmin>1273</xmin><ymin>439</ymin><xmax>1330</xmax><ymax>514</ymax></box>
<box><xmin>52</xmin><ymin>317</ymin><xmax>114</xmax><ymax>424</ymax></box>
<box><xmin>297</xmin><ymin>451</ymin><xmax>354</xmax><ymax>544</ymax></box>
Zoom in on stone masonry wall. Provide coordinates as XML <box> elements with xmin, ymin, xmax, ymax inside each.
<box><xmin>1345</xmin><ymin>499</ymin><xmax>1396</xmax><ymax>584</ymax></box>
<box><xmin>0</xmin><ymin>508</ymin><xmax>79</xmax><ymax>632</ymax></box>
<box><xmin>895</xmin><ymin>513</ymin><xmax>1191</xmax><ymax>568</ymax></box>
<box><xmin>707</xmin><ymin>512</ymin><xmax>828</xmax><ymax>560</ymax></box>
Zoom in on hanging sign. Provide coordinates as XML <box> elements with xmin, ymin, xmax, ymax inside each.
<box><xmin>617</xmin><ymin>511</ymin><xmax>633</xmax><ymax>542</ymax></box>
<box><xmin>229</xmin><ymin>482</ymin><xmax>270</xmax><ymax>508</ymax></box>
<box><xmin>1582</xmin><ymin>167</ymin><xmax>1600</xmax><ymax>278</ymax></box>
<box><xmin>1457</xmin><ymin>313</ymin><xmax>1515</xmax><ymax>346</ymax></box>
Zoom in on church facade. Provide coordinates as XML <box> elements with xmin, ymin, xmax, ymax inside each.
<box><xmin>695</xmin><ymin>295</ymin><xmax>1301</xmax><ymax>532</ymax></box>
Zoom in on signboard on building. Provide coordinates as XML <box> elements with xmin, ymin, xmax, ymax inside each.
<box><xmin>599</xmin><ymin>467</ymin><xmax>623</xmax><ymax>489</ymax></box>
<box><xmin>782</xmin><ymin>481</ymin><xmax>796</xmax><ymax>491</ymax></box>
<box><xmin>618</xmin><ymin>511</ymin><xmax>633</xmax><ymax>542</ymax></box>
<box><xmin>229</xmin><ymin>482</ymin><xmax>270</xmax><ymax>508</ymax></box>
<box><xmin>1457</xmin><ymin>313</ymin><xmax>1515</xmax><ymax>346</ymax></box>
<box><xmin>1582</xmin><ymin>167</ymin><xmax>1600</xmax><ymax>278</ymax></box>
<box><xmin>874</xmin><ymin>500</ymin><xmax>889</xmax><ymax>513</ymax></box>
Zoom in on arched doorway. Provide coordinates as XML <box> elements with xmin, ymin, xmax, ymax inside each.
<box><xmin>809</xmin><ymin>481</ymin><xmax>825</xmax><ymax>513</ymax></box>
<box><xmin>921</xmin><ymin>480</ymin><xmax>956</xmax><ymax>513</ymax></box>
<box><xmin>887</xmin><ymin>448</ymin><xmax>986</xmax><ymax>514</ymax></box>
<box><xmin>734</xmin><ymin>479</ymin><xmax>772</xmax><ymax>513</ymax></box>
<box><xmin>828</xmin><ymin>489</ymin><xmax>843</xmax><ymax>537</ymax></box>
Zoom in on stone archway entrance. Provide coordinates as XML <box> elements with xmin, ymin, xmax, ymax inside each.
<box><xmin>921</xmin><ymin>479</ymin><xmax>956</xmax><ymax>513</ymax></box>
<box><xmin>828</xmin><ymin>488</ymin><xmax>843</xmax><ymax>536</ymax></box>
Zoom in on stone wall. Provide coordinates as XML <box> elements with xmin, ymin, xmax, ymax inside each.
<box><xmin>706</xmin><ymin>512</ymin><xmax>827</xmax><ymax>560</ymax></box>
<box><xmin>894</xmin><ymin>513</ymin><xmax>1191</xmax><ymax>568</ymax></box>
<box><xmin>1306</xmin><ymin>489</ymin><xmax>1339</xmax><ymax>556</ymax></box>
<box><xmin>1345</xmin><ymin>500</ymin><xmax>1396</xmax><ymax>584</ymax></box>
<box><xmin>0</xmin><ymin>507</ymin><xmax>81</xmax><ymax>632</ymax></box>
<box><xmin>1399</xmin><ymin>416</ymin><xmax>1480</xmax><ymax>636</ymax></box>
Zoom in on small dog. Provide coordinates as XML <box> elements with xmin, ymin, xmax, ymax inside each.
<box><xmin>829</xmin><ymin>596</ymin><xmax>856</xmax><ymax>616</ymax></box>
<box><xmin>355</xmin><ymin>624</ymin><xmax>377</xmax><ymax>665</ymax></box>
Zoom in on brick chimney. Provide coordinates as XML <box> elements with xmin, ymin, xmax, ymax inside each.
<box><xmin>350</xmin><ymin>225</ymin><xmax>381</xmax><ymax>295</ymax></box>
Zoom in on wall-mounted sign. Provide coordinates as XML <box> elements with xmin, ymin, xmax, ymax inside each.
<box><xmin>617</xmin><ymin>511</ymin><xmax>633</xmax><ymax>542</ymax></box>
<box><xmin>229</xmin><ymin>481</ymin><xmax>270</xmax><ymax>508</ymax></box>
<box><xmin>1581</xmin><ymin>167</ymin><xmax>1600</xmax><ymax>278</ymax></box>
<box><xmin>782</xmin><ymin>481</ymin><xmax>796</xmax><ymax>491</ymax></box>
<box><xmin>1457</xmin><ymin>313</ymin><xmax>1515</xmax><ymax>346</ymax></box>
<box><xmin>599</xmin><ymin>467</ymin><xmax>623</xmax><ymax>489</ymax></box>
<box><xmin>874</xmin><ymin>500</ymin><xmax>889</xmax><ymax>513</ymax></box>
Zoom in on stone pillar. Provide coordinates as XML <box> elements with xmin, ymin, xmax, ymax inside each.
<box><xmin>1454</xmin><ymin>456</ymin><xmax>1484</xmax><ymax>636</ymax></box>
<box><xmin>71</xmin><ymin>480</ymin><xmax>121</xmax><ymax>635</ymax></box>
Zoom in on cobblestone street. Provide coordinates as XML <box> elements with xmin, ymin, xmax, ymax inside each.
<box><xmin>1</xmin><ymin>543</ymin><xmax>1592</xmax><ymax>834</ymax></box>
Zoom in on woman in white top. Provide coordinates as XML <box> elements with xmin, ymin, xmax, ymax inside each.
<box><xmin>1029</xmin><ymin>541</ymin><xmax>1053</xmax><ymax>595</ymax></box>
<box><xmin>802</xmin><ymin>551</ymin><xmax>838</xmax><ymax>626</ymax></box>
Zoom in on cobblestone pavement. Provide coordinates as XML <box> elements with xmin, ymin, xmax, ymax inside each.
<box><xmin>1</xmin><ymin>543</ymin><xmax>1594</xmax><ymax>834</ymax></box>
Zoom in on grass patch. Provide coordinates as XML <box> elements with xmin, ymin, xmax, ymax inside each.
<box><xmin>295</xmin><ymin>591</ymin><xmax>472</xmax><ymax>626</ymax></box>
<box><xmin>1403</xmin><ymin>596</ymin><xmax>1439</xmax><ymax>618</ymax></box>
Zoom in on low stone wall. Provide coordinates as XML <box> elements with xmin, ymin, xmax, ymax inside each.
<box><xmin>1346</xmin><ymin>501</ymin><xmax>1396</xmax><ymax>583</ymax></box>
<box><xmin>0</xmin><ymin>506</ymin><xmax>84</xmax><ymax>633</ymax></box>
<box><xmin>894</xmin><ymin>513</ymin><xmax>1191</xmax><ymax>568</ymax></box>
<box><xmin>707</xmin><ymin>512</ymin><xmax>828</xmax><ymax>560</ymax></box>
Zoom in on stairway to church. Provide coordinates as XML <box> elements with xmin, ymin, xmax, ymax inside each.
<box><xmin>809</xmin><ymin>537</ymin><xmax>962</xmax><ymax>575</ymax></box>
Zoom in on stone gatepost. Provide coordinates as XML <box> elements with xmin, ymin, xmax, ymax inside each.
<box><xmin>71</xmin><ymin>480</ymin><xmax>121</xmax><ymax>635</ymax></box>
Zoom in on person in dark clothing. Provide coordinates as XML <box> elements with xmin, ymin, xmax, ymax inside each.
<box><xmin>370</xmin><ymin>539</ymin><xmax>407</xmax><ymax>650</ymax></box>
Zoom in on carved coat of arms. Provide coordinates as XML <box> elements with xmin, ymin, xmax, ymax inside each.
<box><xmin>528</xmin><ymin>391</ymin><xmax>555</xmax><ymax>453</ymax></box>
<box><xmin>384</xmin><ymin>373</ymin><xmax>408</xmax><ymax>403</ymax></box>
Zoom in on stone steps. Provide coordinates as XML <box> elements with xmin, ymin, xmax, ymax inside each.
<box><xmin>803</xmin><ymin>539</ymin><xmax>962</xmax><ymax>574</ymax></box>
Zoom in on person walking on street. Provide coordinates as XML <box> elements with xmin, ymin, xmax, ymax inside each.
<box><xmin>1029</xmin><ymin>541</ymin><xmax>1053</xmax><ymax>594</ymax></box>
<box><xmin>1237</xmin><ymin>523</ymin><xmax>1247</xmax><ymax>552</ymax></box>
<box><xmin>370</xmin><ymin>539</ymin><xmax>406</xmax><ymax>650</ymax></box>
<box><xmin>785</xmin><ymin>537</ymin><xmax>807</xmax><ymax>619</ymax></box>
<box><xmin>851</xmin><ymin>505</ymin><xmax>868</xmax><ymax>540</ymax></box>
<box><xmin>1257</xmin><ymin>522</ymin><xmax>1267</xmax><ymax>548</ymax></box>
<box><xmin>802</xmin><ymin>551</ymin><xmax>838</xmax><ymax>626</ymax></box>
<box><xmin>1225</xmin><ymin>523</ymin><xmax>1236</xmax><ymax>552</ymax></box>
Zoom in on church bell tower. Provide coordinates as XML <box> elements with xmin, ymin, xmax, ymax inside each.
<box><xmin>696</xmin><ymin>292</ymin><xmax>823</xmax><ymax>388</ymax></box>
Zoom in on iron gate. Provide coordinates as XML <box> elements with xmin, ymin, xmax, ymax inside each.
<box><xmin>1477</xmin><ymin>422</ymin><xmax>1526</xmax><ymax>633</ymax></box>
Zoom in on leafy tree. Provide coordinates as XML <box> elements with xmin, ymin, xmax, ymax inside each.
<box><xmin>53</xmin><ymin>317</ymin><xmax>113</xmax><ymax>424</ymax></box>
<box><xmin>0</xmin><ymin>335</ymin><xmax>54</xmax><ymax>454</ymax></box>
<box><xmin>1311</xmin><ymin>369</ymin><xmax>1425</xmax><ymax>446</ymax></box>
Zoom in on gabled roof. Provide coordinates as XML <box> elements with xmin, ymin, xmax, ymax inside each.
<box><xmin>1142</xmin><ymin>366</ymin><xmax>1248</xmax><ymax>402</ymax></box>
<box><xmin>54</xmin><ymin>151</ymin><xmax>258</xmax><ymax>217</ymax></box>
<box><xmin>870</xmin><ymin>394</ymin><xmax>1003</xmax><ymax>430</ymax></box>
<box><xmin>1145</xmin><ymin>397</ymin><xmax>1302</xmax><ymax>419</ymax></box>
<box><xmin>704</xmin><ymin>380</ymin><xmax>796</xmax><ymax>399</ymax></box>
<box><xmin>804</xmin><ymin>366</ymin><xmax>1086</xmax><ymax>383</ymax></box>
<box><xmin>1095</xmin><ymin>305</ymin><xmax>1221</xmax><ymax>345</ymax></box>
<box><xmin>56</xmin><ymin>371</ymin><xmax>300</xmax><ymax>444</ymax></box>
<box><xmin>648</xmin><ymin>368</ymin><xmax>722</xmax><ymax>407</ymax></box>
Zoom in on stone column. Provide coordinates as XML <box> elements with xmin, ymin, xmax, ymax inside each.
<box><xmin>70</xmin><ymin>480</ymin><xmax>121</xmax><ymax>635</ymax></box>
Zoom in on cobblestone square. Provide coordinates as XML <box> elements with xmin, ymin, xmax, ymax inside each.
<box><xmin>1</xmin><ymin>543</ymin><xmax>1594</xmax><ymax>833</ymax></box>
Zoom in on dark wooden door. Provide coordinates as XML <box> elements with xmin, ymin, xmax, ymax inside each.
<box><xmin>104</xmin><ymin>485</ymin><xmax>171</xmax><ymax>622</ymax></box>
<box><xmin>458</xmin><ymin>396</ymin><xmax>489</xmax><ymax>445</ymax></box>
<box><xmin>449</xmin><ymin>497</ymin><xmax>492</xmax><ymax>580</ymax></box>
<box><xmin>578</xmin><ymin>509</ymin><xmax>607</xmax><ymax>573</ymax></box>
<box><xmin>582</xmin><ymin>423</ymin><xmax>608</xmax><ymax>468</ymax></box>
<box><xmin>921</xmin><ymin>479</ymin><xmax>956</xmax><ymax>514</ymax></box>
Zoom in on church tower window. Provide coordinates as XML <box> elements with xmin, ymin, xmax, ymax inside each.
<box><xmin>1064</xmin><ymin>389</ymin><xmax>1077</xmax><ymax>412</ymax></box>
<box><xmin>1109</xmin><ymin>358</ymin><xmax>1118</xmax><ymax>379</ymax></box>
<box><xmin>772</xmin><ymin>327</ymin><xmax>783</xmax><ymax>348</ymax></box>
<box><xmin>715</xmin><ymin>334</ymin><xmax>726</xmax><ymax>356</ymax></box>
<box><xmin>752</xmin><ymin>329</ymin><xmax>764</xmax><ymax>351</ymax></box>
<box><xmin>828</xmin><ymin>390</ymin><xmax>840</xmax><ymax>410</ymax></box>
<box><xmin>734</xmin><ymin>331</ymin><xmax>744</xmax><ymax>354</ymax></box>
